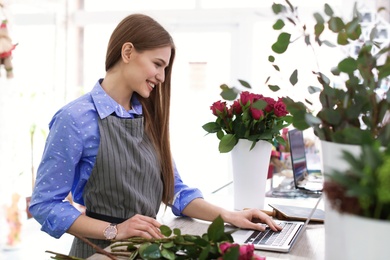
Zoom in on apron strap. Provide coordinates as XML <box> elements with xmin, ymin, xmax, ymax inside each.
<box><xmin>86</xmin><ymin>209</ymin><xmax>127</xmax><ymax>224</ymax></box>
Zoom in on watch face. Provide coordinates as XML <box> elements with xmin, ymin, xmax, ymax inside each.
<box><xmin>104</xmin><ymin>224</ymin><xmax>117</xmax><ymax>240</ymax></box>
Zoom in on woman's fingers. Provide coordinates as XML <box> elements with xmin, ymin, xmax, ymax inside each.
<box><xmin>118</xmin><ymin>214</ymin><xmax>164</xmax><ymax>239</ymax></box>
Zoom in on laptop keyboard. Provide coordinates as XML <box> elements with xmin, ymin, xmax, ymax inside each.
<box><xmin>244</xmin><ymin>222</ymin><xmax>297</xmax><ymax>246</ymax></box>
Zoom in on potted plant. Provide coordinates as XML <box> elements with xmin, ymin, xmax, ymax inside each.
<box><xmin>322</xmin><ymin>140</ymin><xmax>390</xmax><ymax>259</ymax></box>
<box><xmin>264</xmin><ymin>1</ymin><xmax>390</xmax><ymax>259</ymax></box>
<box><xmin>265</xmin><ymin>0</ymin><xmax>390</xmax><ymax>146</ymax></box>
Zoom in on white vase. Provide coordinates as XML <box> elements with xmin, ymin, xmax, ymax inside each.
<box><xmin>334</xmin><ymin>212</ymin><xmax>390</xmax><ymax>260</ymax></box>
<box><xmin>231</xmin><ymin>139</ymin><xmax>272</xmax><ymax>211</ymax></box>
<box><xmin>320</xmin><ymin>140</ymin><xmax>362</xmax><ymax>260</ymax></box>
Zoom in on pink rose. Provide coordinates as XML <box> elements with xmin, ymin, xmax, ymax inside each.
<box><xmin>232</xmin><ymin>100</ymin><xmax>243</xmax><ymax>114</ymax></box>
<box><xmin>274</xmin><ymin>98</ymin><xmax>288</xmax><ymax>117</ymax></box>
<box><xmin>219</xmin><ymin>242</ymin><xmax>235</xmax><ymax>254</ymax></box>
<box><xmin>263</xmin><ymin>97</ymin><xmax>276</xmax><ymax>113</ymax></box>
<box><xmin>211</xmin><ymin>101</ymin><xmax>228</xmax><ymax>117</ymax></box>
<box><xmin>250</xmin><ymin>106</ymin><xmax>264</xmax><ymax>120</ymax></box>
<box><xmin>219</xmin><ymin>242</ymin><xmax>266</xmax><ymax>260</ymax></box>
<box><xmin>239</xmin><ymin>244</ymin><xmax>255</xmax><ymax>259</ymax></box>
<box><xmin>240</xmin><ymin>91</ymin><xmax>257</xmax><ymax>106</ymax></box>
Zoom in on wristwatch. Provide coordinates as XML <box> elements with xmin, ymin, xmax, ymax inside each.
<box><xmin>103</xmin><ymin>223</ymin><xmax>118</xmax><ymax>240</ymax></box>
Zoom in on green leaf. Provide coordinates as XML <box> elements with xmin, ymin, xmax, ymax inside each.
<box><xmin>271</xmin><ymin>3</ymin><xmax>284</xmax><ymax>14</ymax></box>
<box><xmin>378</xmin><ymin>61</ymin><xmax>390</xmax><ymax>80</ymax></box>
<box><xmin>324</xmin><ymin>3</ymin><xmax>334</xmax><ymax>16</ymax></box>
<box><xmin>305</xmin><ymin>113</ymin><xmax>322</xmax><ymax>126</ymax></box>
<box><xmin>162</xmin><ymin>241</ymin><xmax>175</xmax><ymax>248</ymax></box>
<box><xmin>337</xmin><ymin>31</ymin><xmax>349</xmax><ymax>45</ymax></box>
<box><xmin>219</xmin><ymin>134</ymin><xmax>238</xmax><ymax>153</ymax></box>
<box><xmin>271</xmin><ymin>32</ymin><xmax>291</xmax><ymax>54</ymax></box>
<box><xmin>314</xmin><ymin>23</ymin><xmax>325</xmax><ymax>38</ymax></box>
<box><xmin>338</xmin><ymin>57</ymin><xmax>357</xmax><ymax>73</ymax></box>
<box><xmin>139</xmin><ymin>243</ymin><xmax>161</xmax><ymax>259</ymax></box>
<box><xmin>345</xmin><ymin>18</ymin><xmax>361</xmax><ymax>40</ymax></box>
<box><xmin>220</xmin><ymin>87</ymin><xmax>239</xmax><ymax>101</ymax></box>
<box><xmin>252</xmin><ymin>99</ymin><xmax>267</xmax><ymax>110</ymax></box>
<box><xmin>289</xmin><ymin>69</ymin><xmax>298</xmax><ymax>86</ymax></box>
<box><xmin>199</xmin><ymin>245</ymin><xmax>211</xmax><ymax>260</ymax></box>
<box><xmin>173</xmin><ymin>228</ymin><xmax>181</xmax><ymax>236</ymax></box>
<box><xmin>207</xmin><ymin>216</ymin><xmax>225</xmax><ymax>242</ymax></box>
<box><xmin>268</xmin><ymin>84</ymin><xmax>280</xmax><ymax>92</ymax></box>
<box><xmin>161</xmin><ymin>248</ymin><xmax>175</xmax><ymax>260</ymax></box>
<box><xmin>202</xmin><ymin>122</ymin><xmax>221</xmax><ymax>133</ymax></box>
<box><xmin>160</xmin><ymin>225</ymin><xmax>172</xmax><ymax>237</ymax></box>
<box><xmin>221</xmin><ymin>245</ymin><xmax>240</xmax><ymax>260</ymax></box>
<box><xmin>318</xmin><ymin>108</ymin><xmax>342</xmax><ymax>125</ymax></box>
<box><xmin>322</xmin><ymin>40</ymin><xmax>336</xmax><ymax>47</ymax></box>
<box><xmin>328</xmin><ymin>17</ymin><xmax>344</xmax><ymax>32</ymax></box>
<box><xmin>193</xmin><ymin>237</ymin><xmax>209</xmax><ymax>247</ymax></box>
<box><xmin>238</xmin><ymin>79</ymin><xmax>252</xmax><ymax>89</ymax></box>
<box><xmin>273</xmin><ymin>19</ymin><xmax>285</xmax><ymax>30</ymax></box>
<box><xmin>304</xmin><ymin>35</ymin><xmax>311</xmax><ymax>46</ymax></box>
<box><xmin>308</xmin><ymin>86</ymin><xmax>321</xmax><ymax>94</ymax></box>
<box><xmin>313</xmin><ymin>12</ymin><xmax>324</xmax><ymax>24</ymax></box>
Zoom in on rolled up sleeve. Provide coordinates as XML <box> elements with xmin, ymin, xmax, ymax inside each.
<box><xmin>171</xmin><ymin>163</ymin><xmax>203</xmax><ymax>216</ymax></box>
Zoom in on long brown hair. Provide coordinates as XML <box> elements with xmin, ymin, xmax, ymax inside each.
<box><xmin>105</xmin><ymin>14</ymin><xmax>176</xmax><ymax>205</ymax></box>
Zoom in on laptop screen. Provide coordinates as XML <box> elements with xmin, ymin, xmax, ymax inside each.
<box><xmin>288</xmin><ymin>129</ymin><xmax>308</xmax><ymax>185</ymax></box>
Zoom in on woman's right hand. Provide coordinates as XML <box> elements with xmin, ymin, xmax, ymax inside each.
<box><xmin>116</xmin><ymin>214</ymin><xmax>164</xmax><ymax>240</ymax></box>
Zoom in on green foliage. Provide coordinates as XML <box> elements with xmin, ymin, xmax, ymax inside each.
<box><xmin>327</xmin><ymin>141</ymin><xmax>390</xmax><ymax>220</ymax></box>
<box><xmin>108</xmin><ymin>216</ymin><xmax>237</xmax><ymax>260</ymax></box>
<box><xmin>266</xmin><ymin>0</ymin><xmax>390</xmax><ymax>146</ymax></box>
<box><xmin>46</xmin><ymin>216</ymin><xmax>248</xmax><ymax>260</ymax></box>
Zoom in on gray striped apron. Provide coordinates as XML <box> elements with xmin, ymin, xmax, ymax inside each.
<box><xmin>69</xmin><ymin>115</ymin><xmax>163</xmax><ymax>258</ymax></box>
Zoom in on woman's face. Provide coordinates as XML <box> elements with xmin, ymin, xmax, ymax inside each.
<box><xmin>124</xmin><ymin>45</ymin><xmax>171</xmax><ymax>98</ymax></box>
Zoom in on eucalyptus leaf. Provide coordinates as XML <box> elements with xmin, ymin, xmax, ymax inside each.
<box><xmin>338</xmin><ymin>57</ymin><xmax>357</xmax><ymax>73</ymax></box>
<box><xmin>289</xmin><ymin>69</ymin><xmax>298</xmax><ymax>86</ymax></box>
<box><xmin>272</xmin><ymin>32</ymin><xmax>291</xmax><ymax>54</ymax></box>
<box><xmin>324</xmin><ymin>3</ymin><xmax>334</xmax><ymax>17</ymax></box>
<box><xmin>268</xmin><ymin>84</ymin><xmax>280</xmax><ymax>91</ymax></box>
<box><xmin>273</xmin><ymin>19</ymin><xmax>285</xmax><ymax>30</ymax></box>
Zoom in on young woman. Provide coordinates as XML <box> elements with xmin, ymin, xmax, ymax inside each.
<box><xmin>29</xmin><ymin>13</ymin><xmax>281</xmax><ymax>258</ymax></box>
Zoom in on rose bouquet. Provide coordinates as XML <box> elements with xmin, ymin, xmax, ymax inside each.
<box><xmin>203</xmin><ymin>80</ymin><xmax>292</xmax><ymax>153</ymax></box>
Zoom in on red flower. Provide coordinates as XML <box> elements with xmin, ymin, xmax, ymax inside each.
<box><xmin>211</xmin><ymin>101</ymin><xmax>228</xmax><ymax>117</ymax></box>
<box><xmin>274</xmin><ymin>98</ymin><xmax>288</xmax><ymax>117</ymax></box>
<box><xmin>240</xmin><ymin>91</ymin><xmax>257</xmax><ymax>106</ymax></box>
<box><xmin>219</xmin><ymin>242</ymin><xmax>266</xmax><ymax>260</ymax></box>
<box><xmin>263</xmin><ymin>97</ymin><xmax>276</xmax><ymax>113</ymax></box>
<box><xmin>250</xmin><ymin>106</ymin><xmax>264</xmax><ymax>120</ymax></box>
<box><xmin>232</xmin><ymin>100</ymin><xmax>243</xmax><ymax>114</ymax></box>
<box><xmin>203</xmin><ymin>85</ymin><xmax>292</xmax><ymax>153</ymax></box>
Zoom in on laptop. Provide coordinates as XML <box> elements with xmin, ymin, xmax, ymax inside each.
<box><xmin>230</xmin><ymin>195</ymin><xmax>322</xmax><ymax>252</ymax></box>
<box><xmin>288</xmin><ymin>129</ymin><xmax>323</xmax><ymax>192</ymax></box>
